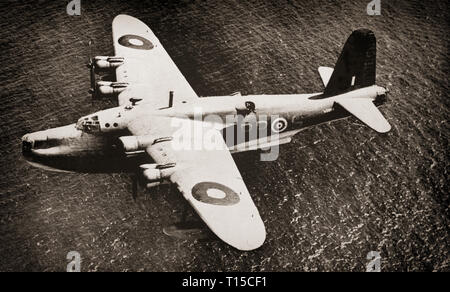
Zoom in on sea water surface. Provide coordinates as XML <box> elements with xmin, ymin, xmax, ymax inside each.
<box><xmin>0</xmin><ymin>0</ymin><xmax>448</xmax><ymax>271</ymax></box>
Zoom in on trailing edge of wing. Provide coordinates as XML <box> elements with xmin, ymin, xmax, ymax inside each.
<box><xmin>318</xmin><ymin>66</ymin><xmax>333</xmax><ymax>87</ymax></box>
<box><xmin>336</xmin><ymin>98</ymin><xmax>391</xmax><ymax>133</ymax></box>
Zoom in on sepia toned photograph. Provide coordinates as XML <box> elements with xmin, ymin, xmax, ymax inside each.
<box><xmin>0</xmin><ymin>0</ymin><xmax>448</xmax><ymax>275</ymax></box>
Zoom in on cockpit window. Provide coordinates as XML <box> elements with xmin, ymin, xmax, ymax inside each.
<box><xmin>76</xmin><ymin>115</ymin><xmax>100</xmax><ymax>133</ymax></box>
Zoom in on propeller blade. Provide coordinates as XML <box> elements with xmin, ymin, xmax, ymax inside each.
<box><xmin>87</xmin><ymin>40</ymin><xmax>96</xmax><ymax>99</ymax></box>
<box><xmin>90</xmin><ymin>64</ymin><xmax>96</xmax><ymax>98</ymax></box>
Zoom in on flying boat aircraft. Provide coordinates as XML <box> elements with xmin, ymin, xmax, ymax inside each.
<box><xmin>22</xmin><ymin>15</ymin><xmax>391</xmax><ymax>250</ymax></box>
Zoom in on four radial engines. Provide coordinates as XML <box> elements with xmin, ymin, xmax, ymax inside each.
<box><xmin>88</xmin><ymin>56</ymin><xmax>128</xmax><ymax>98</ymax></box>
<box><xmin>84</xmin><ymin>55</ymin><xmax>176</xmax><ymax>189</ymax></box>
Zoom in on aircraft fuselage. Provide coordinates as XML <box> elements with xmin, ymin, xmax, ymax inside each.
<box><xmin>22</xmin><ymin>85</ymin><xmax>387</xmax><ymax>173</ymax></box>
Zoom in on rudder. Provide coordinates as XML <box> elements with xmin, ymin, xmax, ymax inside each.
<box><xmin>323</xmin><ymin>29</ymin><xmax>376</xmax><ymax>97</ymax></box>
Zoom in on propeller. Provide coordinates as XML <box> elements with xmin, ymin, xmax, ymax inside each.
<box><xmin>131</xmin><ymin>169</ymin><xmax>161</xmax><ymax>201</ymax></box>
<box><xmin>87</xmin><ymin>40</ymin><xmax>96</xmax><ymax>99</ymax></box>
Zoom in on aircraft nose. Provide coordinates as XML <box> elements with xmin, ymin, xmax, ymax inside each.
<box><xmin>21</xmin><ymin>134</ymin><xmax>34</xmax><ymax>155</ymax></box>
<box><xmin>22</xmin><ymin>140</ymin><xmax>33</xmax><ymax>154</ymax></box>
<box><xmin>21</xmin><ymin>132</ymin><xmax>50</xmax><ymax>155</ymax></box>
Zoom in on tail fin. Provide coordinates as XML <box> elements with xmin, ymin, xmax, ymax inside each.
<box><xmin>323</xmin><ymin>29</ymin><xmax>376</xmax><ymax>96</ymax></box>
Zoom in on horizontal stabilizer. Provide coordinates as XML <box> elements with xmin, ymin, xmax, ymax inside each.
<box><xmin>336</xmin><ymin>98</ymin><xmax>391</xmax><ymax>133</ymax></box>
<box><xmin>318</xmin><ymin>66</ymin><xmax>333</xmax><ymax>87</ymax></box>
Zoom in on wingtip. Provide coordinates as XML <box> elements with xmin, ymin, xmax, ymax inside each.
<box><xmin>373</xmin><ymin>117</ymin><xmax>392</xmax><ymax>133</ymax></box>
<box><xmin>114</xmin><ymin>14</ymin><xmax>133</xmax><ymax>19</ymax></box>
<box><xmin>229</xmin><ymin>220</ymin><xmax>266</xmax><ymax>251</ymax></box>
<box><xmin>113</xmin><ymin>14</ymin><xmax>129</xmax><ymax>20</ymax></box>
<box><xmin>112</xmin><ymin>14</ymin><xmax>153</xmax><ymax>36</ymax></box>
<box><xmin>112</xmin><ymin>14</ymin><xmax>142</xmax><ymax>25</ymax></box>
<box><xmin>375</xmin><ymin>122</ymin><xmax>392</xmax><ymax>133</ymax></box>
<box><xmin>241</xmin><ymin>235</ymin><xmax>266</xmax><ymax>251</ymax></box>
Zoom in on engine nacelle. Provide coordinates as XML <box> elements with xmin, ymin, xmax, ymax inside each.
<box><xmin>139</xmin><ymin>163</ymin><xmax>176</xmax><ymax>189</ymax></box>
<box><xmin>94</xmin><ymin>56</ymin><xmax>124</xmax><ymax>70</ymax></box>
<box><xmin>118</xmin><ymin>136</ymin><xmax>155</xmax><ymax>153</ymax></box>
<box><xmin>97</xmin><ymin>81</ymin><xmax>128</xmax><ymax>96</ymax></box>
<box><xmin>143</xmin><ymin>168</ymin><xmax>162</xmax><ymax>181</ymax></box>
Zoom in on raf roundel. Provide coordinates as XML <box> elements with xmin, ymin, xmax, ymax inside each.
<box><xmin>271</xmin><ymin>117</ymin><xmax>288</xmax><ymax>133</ymax></box>
<box><xmin>192</xmin><ymin>182</ymin><xmax>240</xmax><ymax>206</ymax></box>
<box><xmin>118</xmin><ymin>34</ymin><xmax>154</xmax><ymax>50</ymax></box>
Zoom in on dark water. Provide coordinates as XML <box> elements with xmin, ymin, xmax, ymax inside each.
<box><xmin>0</xmin><ymin>0</ymin><xmax>448</xmax><ymax>271</ymax></box>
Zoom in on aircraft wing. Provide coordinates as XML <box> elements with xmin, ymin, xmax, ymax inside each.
<box><xmin>112</xmin><ymin>14</ymin><xmax>198</xmax><ymax>107</ymax></box>
<box><xmin>128</xmin><ymin>116</ymin><xmax>266</xmax><ymax>250</ymax></box>
<box><xmin>336</xmin><ymin>98</ymin><xmax>391</xmax><ymax>133</ymax></box>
